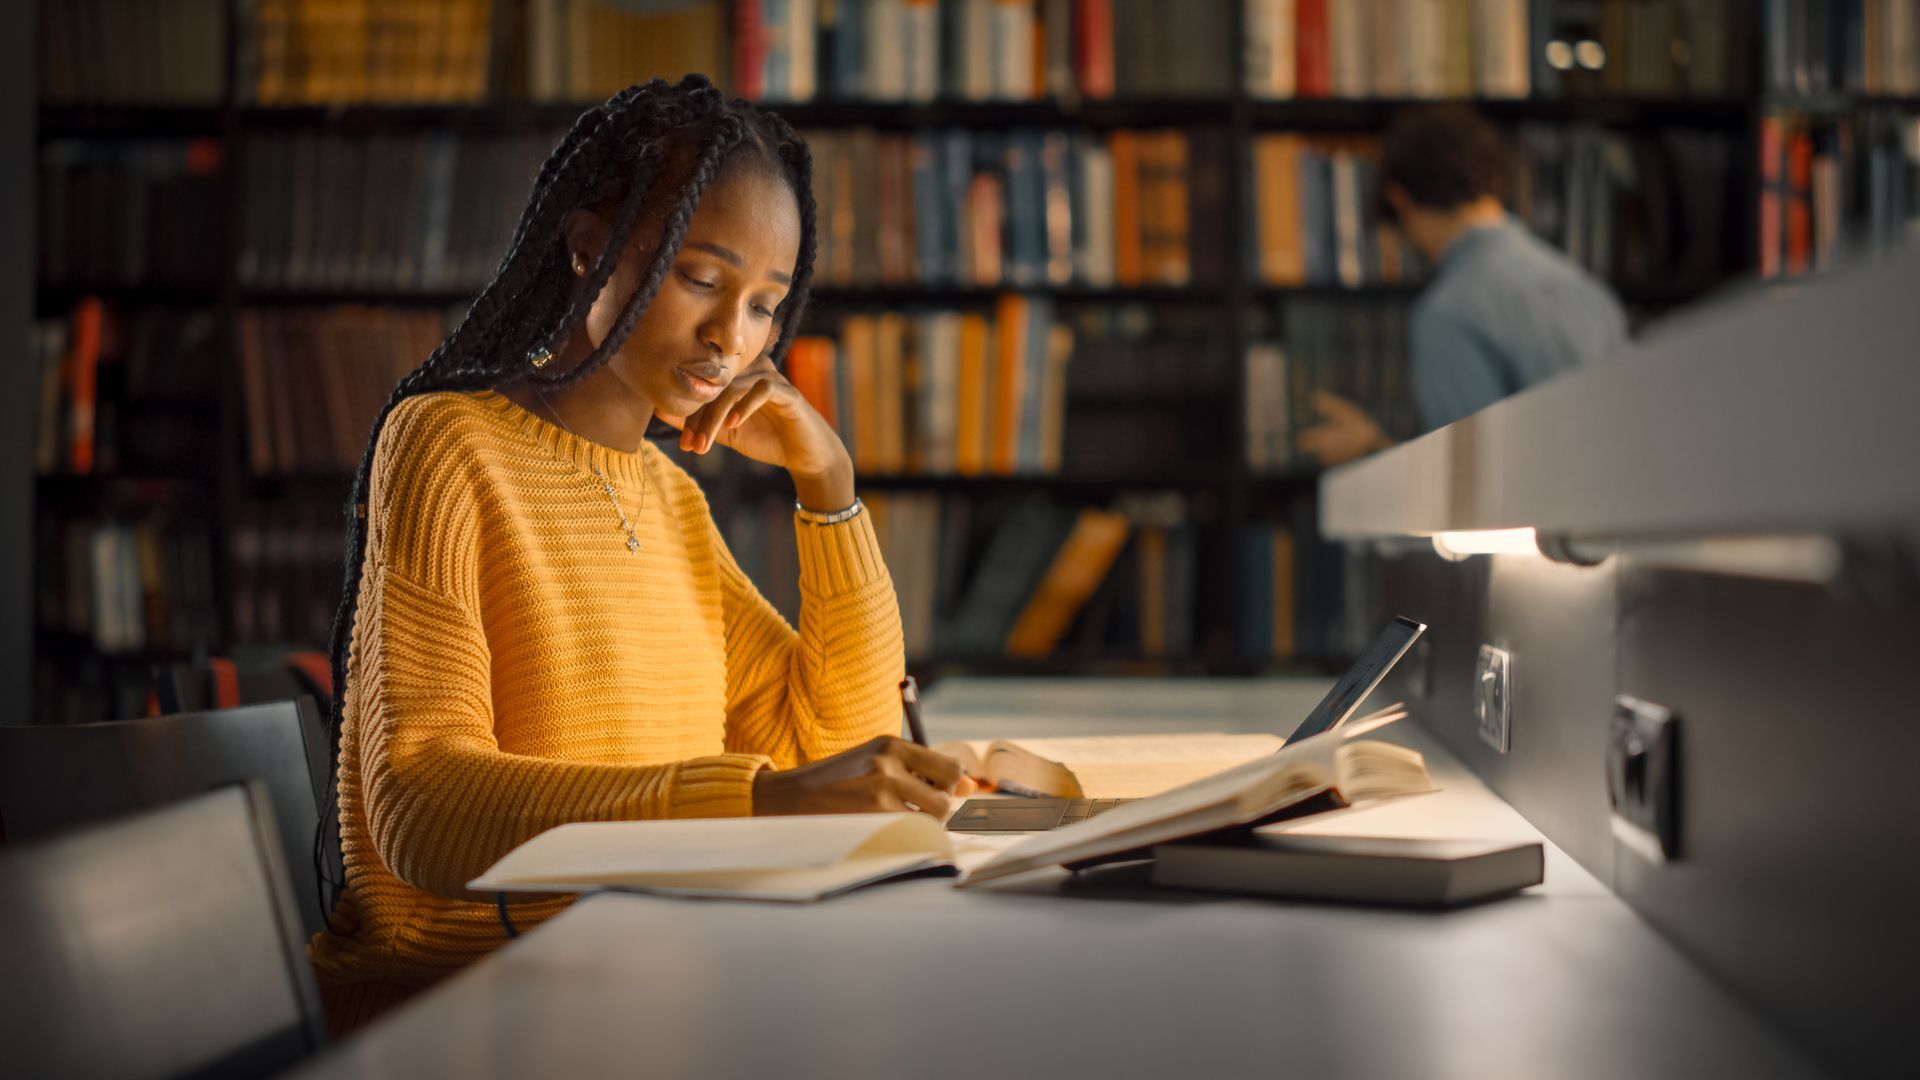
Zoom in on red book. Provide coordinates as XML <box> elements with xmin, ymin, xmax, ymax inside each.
<box><xmin>1295</xmin><ymin>0</ymin><xmax>1330</xmax><ymax>98</ymax></box>
<box><xmin>1075</xmin><ymin>0</ymin><xmax>1114</xmax><ymax>98</ymax></box>
<box><xmin>1785</xmin><ymin>130</ymin><xmax>1814</xmax><ymax>277</ymax></box>
<box><xmin>734</xmin><ymin>0</ymin><xmax>764</xmax><ymax>100</ymax></box>
<box><xmin>63</xmin><ymin>297</ymin><xmax>106</xmax><ymax>475</ymax></box>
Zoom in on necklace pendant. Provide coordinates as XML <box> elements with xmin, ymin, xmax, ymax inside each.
<box><xmin>626</xmin><ymin>534</ymin><xmax>641</xmax><ymax>554</ymax></box>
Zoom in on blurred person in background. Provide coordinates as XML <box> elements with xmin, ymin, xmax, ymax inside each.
<box><xmin>1296</xmin><ymin>104</ymin><xmax>1629</xmax><ymax>466</ymax></box>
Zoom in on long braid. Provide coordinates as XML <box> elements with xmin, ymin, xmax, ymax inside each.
<box><xmin>314</xmin><ymin>76</ymin><xmax>818</xmax><ymax>913</ymax></box>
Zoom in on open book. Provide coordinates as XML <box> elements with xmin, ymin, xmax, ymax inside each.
<box><xmin>468</xmin><ymin>814</ymin><xmax>954</xmax><ymax>902</ymax></box>
<box><xmin>958</xmin><ymin>712</ymin><xmax>1435</xmax><ymax>887</ymax></box>
<box><xmin>933</xmin><ymin>733</ymin><xmax>1287</xmax><ymax>798</ymax></box>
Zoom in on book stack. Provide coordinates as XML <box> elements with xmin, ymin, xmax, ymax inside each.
<box><xmin>1244</xmin><ymin>295</ymin><xmax>1416</xmax><ymax>475</ymax></box>
<box><xmin>34</xmin><ymin>515</ymin><xmax>220</xmax><ymax>659</ymax></box>
<box><xmin>239</xmin><ymin>130</ymin><xmax>552</xmax><ymax>294</ymax></box>
<box><xmin>39</xmin><ymin>139</ymin><xmax>226</xmax><ymax>290</ymax></box>
<box><xmin>526</xmin><ymin>0</ymin><xmax>729</xmax><ymax>102</ymax></box>
<box><xmin>37</xmin><ymin>0</ymin><xmax>227</xmax><ymax>104</ymax></box>
<box><xmin>1244</xmin><ymin>0</ymin><xmax>1530</xmax><ymax>99</ymax></box>
<box><xmin>1765</xmin><ymin>0</ymin><xmax>1920</xmax><ymax>96</ymax></box>
<box><xmin>236</xmin><ymin>307</ymin><xmax>457</xmax><ymax>475</ymax></box>
<box><xmin>242</xmin><ymin>0</ymin><xmax>497</xmax><ymax>104</ymax></box>
<box><xmin>1758</xmin><ymin>109</ymin><xmax>1920</xmax><ymax>280</ymax></box>
<box><xmin>807</xmin><ymin>126</ymin><xmax>1222</xmax><ymax>289</ymax></box>
<box><xmin>1511</xmin><ymin>124</ymin><xmax>1741</xmax><ymax>288</ymax></box>
<box><xmin>785</xmin><ymin>296</ymin><xmax>1070</xmax><ymax>476</ymax></box>
<box><xmin>738</xmin><ymin>0</ymin><xmax>1233</xmax><ymax>103</ymax></box>
<box><xmin>35</xmin><ymin>303</ymin><xmax>226</xmax><ymax>478</ymax></box>
<box><xmin>1248</xmin><ymin>134</ymin><xmax>1416</xmax><ymax>288</ymax></box>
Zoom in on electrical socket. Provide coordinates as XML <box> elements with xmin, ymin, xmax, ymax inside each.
<box><xmin>1608</xmin><ymin>696</ymin><xmax>1680</xmax><ymax>862</ymax></box>
<box><xmin>1475</xmin><ymin>644</ymin><xmax>1513</xmax><ymax>754</ymax></box>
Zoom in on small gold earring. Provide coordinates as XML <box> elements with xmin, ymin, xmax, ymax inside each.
<box><xmin>527</xmin><ymin>346</ymin><xmax>554</xmax><ymax>369</ymax></box>
<box><xmin>572</xmin><ymin>255</ymin><xmax>587</xmax><ymax>275</ymax></box>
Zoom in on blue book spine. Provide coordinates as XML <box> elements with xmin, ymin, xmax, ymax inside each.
<box><xmin>1016</xmin><ymin>296</ymin><xmax>1053</xmax><ymax>470</ymax></box>
<box><xmin>833</xmin><ymin>0</ymin><xmax>865</xmax><ymax>98</ymax></box>
<box><xmin>910</xmin><ymin>132</ymin><xmax>946</xmax><ymax>285</ymax></box>
<box><xmin>763</xmin><ymin>0</ymin><xmax>789</xmax><ymax>101</ymax></box>
<box><xmin>1298</xmin><ymin>149</ymin><xmax>1333</xmax><ymax>286</ymax></box>
<box><xmin>942</xmin><ymin>128</ymin><xmax>973</xmax><ymax>283</ymax></box>
<box><xmin>1238</xmin><ymin>524</ymin><xmax>1274</xmax><ymax>662</ymax></box>
<box><xmin>1005</xmin><ymin>130</ymin><xmax>1045</xmax><ymax>286</ymax></box>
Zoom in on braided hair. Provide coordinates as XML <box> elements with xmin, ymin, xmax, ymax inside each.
<box><xmin>314</xmin><ymin>76</ymin><xmax>819</xmax><ymax>911</ymax></box>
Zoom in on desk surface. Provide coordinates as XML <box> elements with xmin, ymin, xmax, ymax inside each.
<box><xmin>296</xmin><ymin>679</ymin><xmax>1824</xmax><ymax>1080</ymax></box>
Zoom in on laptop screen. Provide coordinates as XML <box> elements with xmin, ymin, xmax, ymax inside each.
<box><xmin>1281</xmin><ymin>616</ymin><xmax>1427</xmax><ymax>746</ymax></box>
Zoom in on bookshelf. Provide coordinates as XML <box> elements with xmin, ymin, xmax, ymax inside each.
<box><xmin>27</xmin><ymin>0</ymin><xmax>1920</xmax><ymax>722</ymax></box>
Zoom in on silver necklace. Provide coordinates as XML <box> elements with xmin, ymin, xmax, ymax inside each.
<box><xmin>530</xmin><ymin>384</ymin><xmax>646</xmax><ymax>555</ymax></box>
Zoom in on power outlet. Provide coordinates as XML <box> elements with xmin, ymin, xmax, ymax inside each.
<box><xmin>1608</xmin><ymin>696</ymin><xmax>1680</xmax><ymax>862</ymax></box>
<box><xmin>1474</xmin><ymin>645</ymin><xmax>1513</xmax><ymax>754</ymax></box>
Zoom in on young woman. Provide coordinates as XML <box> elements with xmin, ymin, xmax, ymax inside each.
<box><xmin>306</xmin><ymin>76</ymin><xmax>972</xmax><ymax>1034</ymax></box>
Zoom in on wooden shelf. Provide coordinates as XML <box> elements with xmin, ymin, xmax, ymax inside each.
<box><xmin>1251</xmin><ymin>95</ymin><xmax>1753</xmax><ymax>129</ymax></box>
<box><xmin>38</xmin><ymin>104</ymin><xmax>225</xmax><ymax>138</ymax></box>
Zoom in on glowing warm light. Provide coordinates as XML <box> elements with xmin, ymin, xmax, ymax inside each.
<box><xmin>1575</xmin><ymin>40</ymin><xmax>1607</xmax><ymax>70</ymax></box>
<box><xmin>1432</xmin><ymin>528</ymin><xmax>1541</xmax><ymax>560</ymax></box>
<box><xmin>1545</xmin><ymin>40</ymin><xmax>1574</xmax><ymax>71</ymax></box>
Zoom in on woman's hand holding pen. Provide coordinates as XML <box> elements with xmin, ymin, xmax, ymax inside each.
<box><xmin>752</xmin><ymin>736</ymin><xmax>979</xmax><ymax>819</ymax></box>
<box><xmin>657</xmin><ymin>353</ymin><xmax>855</xmax><ymax>510</ymax></box>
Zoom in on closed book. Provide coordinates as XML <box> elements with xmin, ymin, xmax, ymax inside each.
<box><xmin>1151</xmin><ymin>834</ymin><xmax>1544</xmax><ymax>907</ymax></box>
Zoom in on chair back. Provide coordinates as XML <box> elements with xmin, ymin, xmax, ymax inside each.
<box><xmin>0</xmin><ymin>699</ymin><xmax>334</xmax><ymax>937</ymax></box>
<box><xmin>0</xmin><ymin>783</ymin><xmax>327</xmax><ymax>1080</ymax></box>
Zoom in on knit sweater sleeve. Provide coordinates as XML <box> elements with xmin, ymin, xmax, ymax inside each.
<box><xmin>717</xmin><ymin>509</ymin><xmax>906</xmax><ymax>769</ymax></box>
<box><xmin>349</xmin><ymin>401</ymin><xmax>767</xmax><ymax>902</ymax></box>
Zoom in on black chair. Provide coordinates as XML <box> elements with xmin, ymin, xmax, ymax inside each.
<box><xmin>0</xmin><ymin>698</ymin><xmax>337</xmax><ymax>938</ymax></box>
<box><xmin>0</xmin><ymin>783</ymin><xmax>327</xmax><ymax>1080</ymax></box>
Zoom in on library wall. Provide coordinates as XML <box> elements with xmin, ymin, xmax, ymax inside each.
<box><xmin>28</xmin><ymin>0</ymin><xmax>1920</xmax><ymax>722</ymax></box>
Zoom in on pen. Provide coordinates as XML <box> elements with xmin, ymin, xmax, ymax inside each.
<box><xmin>899</xmin><ymin>676</ymin><xmax>929</xmax><ymax>746</ymax></box>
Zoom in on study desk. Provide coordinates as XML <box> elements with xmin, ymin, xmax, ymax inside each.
<box><xmin>293</xmin><ymin>679</ymin><xmax>1825</xmax><ymax>1079</ymax></box>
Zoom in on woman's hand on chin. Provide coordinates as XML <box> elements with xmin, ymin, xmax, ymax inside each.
<box><xmin>658</xmin><ymin>354</ymin><xmax>856</xmax><ymax>509</ymax></box>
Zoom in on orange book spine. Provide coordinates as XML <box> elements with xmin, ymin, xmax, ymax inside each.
<box><xmin>63</xmin><ymin>298</ymin><xmax>106</xmax><ymax>475</ymax></box>
<box><xmin>1005</xmin><ymin>509</ymin><xmax>1132</xmax><ymax>658</ymax></box>
<box><xmin>1110</xmin><ymin>130</ymin><xmax>1142</xmax><ymax>285</ymax></box>
<box><xmin>989</xmin><ymin>295</ymin><xmax>1028</xmax><ymax>475</ymax></box>
<box><xmin>955</xmin><ymin>314</ymin><xmax>989</xmax><ymax>475</ymax></box>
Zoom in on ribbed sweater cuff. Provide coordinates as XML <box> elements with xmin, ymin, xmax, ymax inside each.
<box><xmin>794</xmin><ymin>508</ymin><xmax>888</xmax><ymax>599</ymax></box>
<box><xmin>668</xmin><ymin>754</ymin><xmax>770</xmax><ymax>819</ymax></box>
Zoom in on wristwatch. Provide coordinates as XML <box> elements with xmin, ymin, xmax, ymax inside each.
<box><xmin>794</xmin><ymin>497</ymin><xmax>866</xmax><ymax>526</ymax></box>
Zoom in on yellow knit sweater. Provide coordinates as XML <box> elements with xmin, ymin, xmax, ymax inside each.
<box><xmin>306</xmin><ymin>390</ymin><xmax>903</xmax><ymax>1032</ymax></box>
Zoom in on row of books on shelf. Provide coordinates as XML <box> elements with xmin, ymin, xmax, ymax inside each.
<box><xmin>1759</xmin><ymin>109</ymin><xmax>1920</xmax><ymax>278</ymax></box>
<box><xmin>37</xmin><ymin>0</ymin><xmax>227</xmax><ymax>105</ymax></box>
<box><xmin>1511</xmin><ymin>124</ymin><xmax>1741</xmax><ymax>286</ymax></box>
<box><xmin>1248</xmin><ymin>134</ymin><xmax>1418</xmax><ymax>288</ymax></box>
<box><xmin>1245</xmin><ymin>0</ymin><xmax>1526</xmax><ymax>101</ymax></box>
<box><xmin>38</xmin><ymin>139</ymin><xmax>226</xmax><ymax>290</ymax></box>
<box><xmin>35</xmin><ymin>300</ymin><xmax>226</xmax><ymax>477</ymax></box>
<box><xmin>736</xmin><ymin>0</ymin><xmax>1231</xmax><ymax>103</ymax></box>
<box><xmin>36</xmin><ymin>514</ymin><xmax>220</xmax><ymax>658</ymax></box>
<box><xmin>723</xmin><ymin>489</ymin><xmax>1368</xmax><ymax>664</ymax></box>
<box><xmin>240</xmin><ymin>130</ymin><xmax>551</xmax><ymax>293</ymax></box>
<box><xmin>788</xmin><ymin>297</ymin><xmax>1070</xmax><ymax>476</ymax></box>
<box><xmin>245</xmin><ymin>0</ymin><xmax>497</xmax><ymax>104</ymax></box>
<box><xmin>806</xmin><ymin>126</ymin><xmax>1223</xmax><ymax>289</ymax></box>
<box><xmin>1244</xmin><ymin>297</ymin><xmax>1417</xmax><ymax>473</ymax></box>
<box><xmin>1239</xmin><ymin>509</ymin><xmax>1377</xmax><ymax>666</ymax></box>
<box><xmin>1765</xmin><ymin>0</ymin><xmax>1920</xmax><ymax>97</ymax></box>
<box><xmin>237</xmin><ymin>307</ymin><xmax>457</xmax><ymax>475</ymax></box>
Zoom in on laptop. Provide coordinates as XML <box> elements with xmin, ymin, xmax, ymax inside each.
<box><xmin>945</xmin><ymin>616</ymin><xmax>1427</xmax><ymax>833</ymax></box>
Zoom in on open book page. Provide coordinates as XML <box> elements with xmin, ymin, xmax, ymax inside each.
<box><xmin>987</xmin><ymin>733</ymin><xmax>1287</xmax><ymax>798</ymax></box>
<box><xmin>469</xmin><ymin>814</ymin><xmax>952</xmax><ymax>899</ymax></box>
<box><xmin>960</xmin><ymin>710</ymin><xmax>1430</xmax><ymax>887</ymax></box>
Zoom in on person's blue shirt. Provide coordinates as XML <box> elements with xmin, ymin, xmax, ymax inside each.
<box><xmin>1409</xmin><ymin>217</ymin><xmax>1629</xmax><ymax>432</ymax></box>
